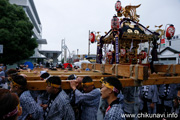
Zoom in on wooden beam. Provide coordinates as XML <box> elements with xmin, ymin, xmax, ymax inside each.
<box><xmin>27</xmin><ymin>79</ymin><xmax>129</xmax><ymax>90</ymax></box>
<box><xmin>81</xmin><ymin>63</ymin><xmax>149</xmax><ymax>80</ymax></box>
<box><xmin>21</xmin><ymin>71</ymin><xmax>103</xmax><ymax>76</ymax></box>
<box><xmin>81</xmin><ymin>63</ymin><xmax>87</xmax><ymax>70</ymax></box>
<box><xmin>20</xmin><ymin>64</ymin><xmax>180</xmax><ymax>90</ymax></box>
<box><xmin>116</xmin><ymin>64</ymin><xmax>148</xmax><ymax>80</ymax></box>
<box><xmin>26</xmin><ymin>75</ymin><xmax>116</xmax><ymax>81</ymax></box>
<box><xmin>43</xmin><ymin>66</ymin><xmax>145</xmax><ymax>80</ymax></box>
<box><xmin>87</xmin><ymin>63</ymin><xmax>93</xmax><ymax>70</ymax></box>
<box><xmin>83</xmin><ymin>63</ymin><xmax>103</xmax><ymax>72</ymax></box>
<box><xmin>103</xmin><ymin>64</ymin><xmax>113</xmax><ymax>74</ymax></box>
<box><xmin>22</xmin><ymin>64</ymin><xmax>148</xmax><ymax>81</ymax></box>
<box><xmin>144</xmin><ymin>76</ymin><xmax>180</xmax><ymax>85</ymax></box>
<box><xmin>149</xmin><ymin>74</ymin><xmax>163</xmax><ymax>78</ymax></box>
<box><xmin>94</xmin><ymin>64</ymin><xmax>102</xmax><ymax>71</ymax></box>
<box><xmin>27</xmin><ymin>76</ymin><xmax>180</xmax><ymax>90</ymax></box>
<box><xmin>154</xmin><ymin>64</ymin><xmax>180</xmax><ymax>74</ymax></box>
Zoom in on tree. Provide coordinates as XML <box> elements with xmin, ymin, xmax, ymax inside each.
<box><xmin>0</xmin><ymin>0</ymin><xmax>38</xmax><ymax>65</ymax></box>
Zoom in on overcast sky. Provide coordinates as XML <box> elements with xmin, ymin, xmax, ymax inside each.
<box><xmin>34</xmin><ymin>0</ymin><xmax>180</xmax><ymax>56</ymax></box>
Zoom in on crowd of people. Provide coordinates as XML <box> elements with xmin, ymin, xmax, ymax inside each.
<box><xmin>0</xmin><ymin>64</ymin><xmax>180</xmax><ymax>120</ymax></box>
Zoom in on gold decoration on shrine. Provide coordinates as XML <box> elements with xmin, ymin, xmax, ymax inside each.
<box><xmin>127</xmin><ymin>29</ymin><xmax>133</xmax><ymax>33</ymax></box>
<box><xmin>96</xmin><ymin>31</ymin><xmax>101</xmax><ymax>42</ymax></box>
<box><xmin>134</xmin><ymin>30</ymin><xmax>139</xmax><ymax>34</ymax></box>
<box><xmin>118</xmin><ymin>4</ymin><xmax>141</xmax><ymax>22</ymax></box>
<box><xmin>155</xmin><ymin>25</ymin><xmax>164</xmax><ymax>38</ymax></box>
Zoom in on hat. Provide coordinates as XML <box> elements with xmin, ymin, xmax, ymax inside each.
<box><xmin>67</xmin><ymin>74</ymin><xmax>77</xmax><ymax>80</ymax></box>
<box><xmin>101</xmin><ymin>77</ymin><xmax>122</xmax><ymax>94</ymax></box>
<box><xmin>40</xmin><ymin>71</ymin><xmax>50</xmax><ymax>80</ymax></box>
<box><xmin>46</xmin><ymin>76</ymin><xmax>61</xmax><ymax>88</ymax></box>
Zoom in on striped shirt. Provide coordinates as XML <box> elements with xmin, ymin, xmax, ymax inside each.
<box><xmin>75</xmin><ymin>88</ymin><xmax>101</xmax><ymax>120</ymax></box>
<box><xmin>104</xmin><ymin>99</ymin><xmax>125</xmax><ymax>120</ymax></box>
<box><xmin>18</xmin><ymin>90</ymin><xmax>43</xmax><ymax>120</ymax></box>
<box><xmin>44</xmin><ymin>90</ymin><xmax>75</xmax><ymax>120</ymax></box>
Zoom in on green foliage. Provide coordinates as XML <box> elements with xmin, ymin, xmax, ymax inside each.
<box><xmin>0</xmin><ymin>0</ymin><xmax>38</xmax><ymax>65</ymax></box>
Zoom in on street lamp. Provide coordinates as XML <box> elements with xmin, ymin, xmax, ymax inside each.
<box><xmin>77</xmin><ymin>49</ymin><xmax>79</xmax><ymax>56</ymax></box>
<box><xmin>61</xmin><ymin>39</ymin><xmax>65</xmax><ymax>61</ymax></box>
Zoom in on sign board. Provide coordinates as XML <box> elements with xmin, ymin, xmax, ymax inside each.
<box><xmin>161</xmin><ymin>39</ymin><xmax>165</xmax><ymax>44</ymax></box>
<box><xmin>0</xmin><ymin>45</ymin><xmax>3</xmax><ymax>54</ymax></box>
<box><xmin>161</xmin><ymin>44</ymin><xmax>165</xmax><ymax>48</ymax></box>
<box><xmin>160</xmin><ymin>39</ymin><xmax>165</xmax><ymax>48</ymax></box>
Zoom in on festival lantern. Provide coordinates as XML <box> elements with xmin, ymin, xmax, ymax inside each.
<box><xmin>115</xmin><ymin>0</ymin><xmax>122</xmax><ymax>12</ymax></box>
<box><xmin>90</xmin><ymin>32</ymin><xmax>95</xmax><ymax>43</ymax></box>
<box><xmin>166</xmin><ymin>24</ymin><xmax>175</xmax><ymax>40</ymax></box>
<box><xmin>111</xmin><ymin>15</ymin><xmax>120</xmax><ymax>31</ymax></box>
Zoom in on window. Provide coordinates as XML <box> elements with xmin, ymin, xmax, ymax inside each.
<box><xmin>168</xmin><ymin>58</ymin><xmax>176</xmax><ymax>60</ymax></box>
<box><xmin>169</xmin><ymin>41</ymin><xmax>171</xmax><ymax>46</ymax></box>
<box><xmin>161</xmin><ymin>58</ymin><xmax>167</xmax><ymax>60</ymax></box>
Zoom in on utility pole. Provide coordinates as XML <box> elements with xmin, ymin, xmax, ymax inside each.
<box><xmin>77</xmin><ymin>49</ymin><xmax>79</xmax><ymax>55</ymax></box>
<box><xmin>88</xmin><ymin>30</ymin><xmax>90</xmax><ymax>55</ymax></box>
<box><xmin>66</xmin><ymin>46</ymin><xmax>71</xmax><ymax>63</ymax></box>
<box><xmin>61</xmin><ymin>39</ymin><xmax>65</xmax><ymax>62</ymax></box>
<box><xmin>77</xmin><ymin>49</ymin><xmax>79</xmax><ymax>60</ymax></box>
<box><xmin>61</xmin><ymin>39</ymin><xmax>71</xmax><ymax>63</ymax></box>
<box><xmin>64</xmin><ymin>46</ymin><xmax>67</xmax><ymax>63</ymax></box>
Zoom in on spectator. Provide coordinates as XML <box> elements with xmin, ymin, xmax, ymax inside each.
<box><xmin>61</xmin><ymin>65</ymin><xmax>65</xmax><ymax>70</ymax></box>
<box><xmin>0</xmin><ymin>88</ymin><xmax>22</xmax><ymax>120</ymax></box>
<box><xmin>100</xmin><ymin>77</ymin><xmax>125</xmax><ymax>120</ymax></box>
<box><xmin>67</xmin><ymin>64</ymin><xmax>72</xmax><ymax>71</ymax></box>
<box><xmin>70</xmin><ymin>76</ymin><xmax>101</xmax><ymax>120</ymax></box>
<box><xmin>0</xmin><ymin>67</ymin><xmax>6</xmax><ymax>88</ymax></box>
<box><xmin>45</xmin><ymin>62</ymin><xmax>50</xmax><ymax>68</ymax></box>
<box><xmin>43</xmin><ymin>76</ymin><xmax>75</xmax><ymax>120</ymax></box>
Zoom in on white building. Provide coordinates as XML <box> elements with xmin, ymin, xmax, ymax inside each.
<box><xmin>156</xmin><ymin>34</ymin><xmax>180</xmax><ymax>64</ymax></box>
<box><xmin>163</xmin><ymin>34</ymin><xmax>180</xmax><ymax>51</ymax></box>
<box><xmin>9</xmin><ymin>0</ymin><xmax>47</xmax><ymax>61</ymax></box>
<box><xmin>144</xmin><ymin>34</ymin><xmax>180</xmax><ymax>65</ymax></box>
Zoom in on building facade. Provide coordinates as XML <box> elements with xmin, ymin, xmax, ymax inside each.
<box><xmin>140</xmin><ymin>34</ymin><xmax>180</xmax><ymax>65</ymax></box>
<box><xmin>9</xmin><ymin>0</ymin><xmax>47</xmax><ymax>61</ymax></box>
